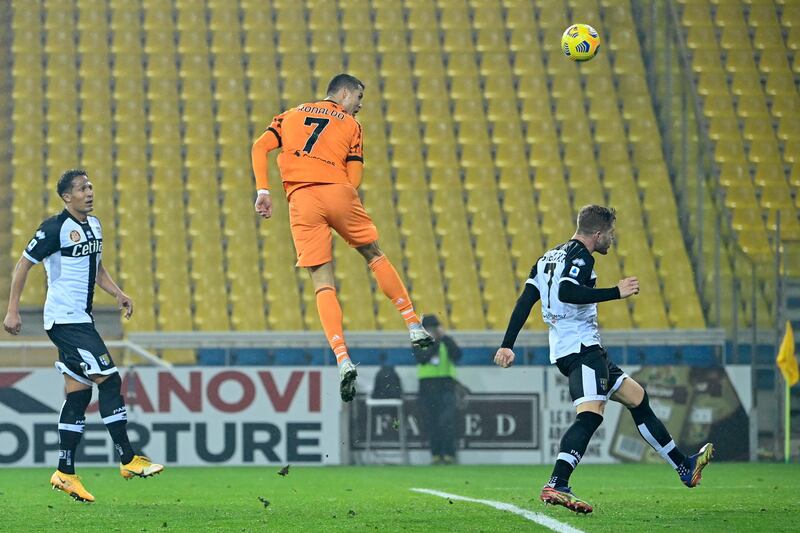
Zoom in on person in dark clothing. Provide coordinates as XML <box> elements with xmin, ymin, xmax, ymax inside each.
<box><xmin>413</xmin><ymin>314</ymin><xmax>462</xmax><ymax>465</ymax></box>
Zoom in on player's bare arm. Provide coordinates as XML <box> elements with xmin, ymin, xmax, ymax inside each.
<box><xmin>96</xmin><ymin>262</ymin><xmax>133</xmax><ymax>319</ymax></box>
<box><xmin>3</xmin><ymin>255</ymin><xmax>36</xmax><ymax>335</ymax></box>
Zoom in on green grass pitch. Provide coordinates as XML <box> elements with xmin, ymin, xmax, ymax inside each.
<box><xmin>1</xmin><ymin>464</ymin><xmax>798</xmax><ymax>531</ymax></box>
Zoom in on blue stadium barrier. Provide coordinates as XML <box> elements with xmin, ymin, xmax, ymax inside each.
<box><xmin>605</xmin><ymin>345</ymin><xmax>625</xmax><ymax>362</ymax></box>
<box><xmin>460</xmin><ymin>347</ymin><xmax>492</xmax><ymax>365</ymax></box>
<box><xmin>197</xmin><ymin>348</ymin><xmax>227</xmax><ymax>366</ymax></box>
<box><xmin>270</xmin><ymin>348</ymin><xmax>322</xmax><ymax>366</ymax></box>
<box><xmin>233</xmin><ymin>349</ymin><xmax>270</xmax><ymax>366</ymax></box>
<box><xmin>756</xmin><ymin>368</ymin><xmax>776</xmax><ymax>390</ymax></box>
<box><xmin>348</xmin><ymin>347</ymin><xmax>413</xmax><ymax>366</ymax></box>
<box><xmin>194</xmin><ymin>343</ymin><xmax>728</xmax><ymax>368</ymax></box>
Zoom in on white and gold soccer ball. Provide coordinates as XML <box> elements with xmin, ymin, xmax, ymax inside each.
<box><xmin>561</xmin><ymin>24</ymin><xmax>601</xmax><ymax>62</ymax></box>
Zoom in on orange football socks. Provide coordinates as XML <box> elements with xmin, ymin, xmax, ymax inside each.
<box><xmin>368</xmin><ymin>255</ymin><xmax>421</xmax><ymax>327</ymax></box>
<box><xmin>315</xmin><ymin>286</ymin><xmax>349</xmax><ymax>364</ymax></box>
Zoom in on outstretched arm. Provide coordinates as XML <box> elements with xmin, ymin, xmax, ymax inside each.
<box><xmin>495</xmin><ymin>283</ymin><xmax>541</xmax><ymax>368</ymax></box>
<box><xmin>558</xmin><ymin>276</ymin><xmax>638</xmax><ymax>304</ymax></box>
<box><xmin>96</xmin><ymin>262</ymin><xmax>133</xmax><ymax>320</ymax></box>
<box><xmin>501</xmin><ymin>283</ymin><xmax>541</xmax><ymax>349</ymax></box>
<box><xmin>3</xmin><ymin>256</ymin><xmax>35</xmax><ymax>335</ymax></box>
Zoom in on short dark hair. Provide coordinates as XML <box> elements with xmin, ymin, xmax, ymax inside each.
<box><xmin>576</xmin><ymin>205</ymin><xmax>616</xmax><ymax>235</ymax></box>
<box><xmin>326</xmin><ymin>73</ymin><xmax>364</xmax><ymax>95</ymax></box>
<box><xmin>57</xmin><ymin>169</ymin><xmax>88</xmax><ymax>199</ymax></box>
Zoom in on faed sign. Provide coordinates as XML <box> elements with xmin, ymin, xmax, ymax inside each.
<box><xmin>0</xmin><ymin>368</ymin><xmax>342</xmax><ymax>466</ymax></box>
<box><xmin>349</xmin><ymin>394</ymin><xmax>539</xmax><ymax>451</ymax></box>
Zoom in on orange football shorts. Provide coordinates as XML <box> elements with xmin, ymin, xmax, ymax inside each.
<box><xmin>287</xmin><ymin>183</ymin><xmax>379</xmax><ymax>267</ymax></box>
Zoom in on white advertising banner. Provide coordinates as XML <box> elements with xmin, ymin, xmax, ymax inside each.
<box><xmin>0</xmin><ymin>368</ymin><xmax>341</xmax><ymax>467</ymax></box>
<box><xmin>350</xmin><ymin>365</ymin><xmax>752</xmax><ymax>465</ymax></box>
<box><xmin>0</xmin><ymin>365</ymin><xmax>752</xmax><ymax>467</ymax></box>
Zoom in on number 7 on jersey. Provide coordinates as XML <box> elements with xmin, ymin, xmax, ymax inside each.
<box><xmin>302</xmin><ymin>117</ymin><xmax>329</xmax><ymax>152</ymax></box>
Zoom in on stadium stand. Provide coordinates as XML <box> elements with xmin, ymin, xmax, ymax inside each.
<box><xmin>670</xmin><ymin>0</ymin><xmax>799</xmax><ymax>329</ymax></box>
<box><xmin>8</xmin><ymin>0</ymin><xmax>715</xmax><ymax>362</ymax></box>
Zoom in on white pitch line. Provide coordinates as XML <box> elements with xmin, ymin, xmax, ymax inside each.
<box><xmin>411</xmin><ymin>488</ymin><xmax>586</xmax><ymax>533</ymax></box>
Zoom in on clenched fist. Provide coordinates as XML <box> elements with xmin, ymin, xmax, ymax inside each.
<box><xmin>617</xmin><ymin>277</ymin><xmax>639</xmax><ymax>298</ymax></box>
<box><xmin>494</xmin><ymin>347</ymin><xmax>515</xmax><ymax>368</ymax></box>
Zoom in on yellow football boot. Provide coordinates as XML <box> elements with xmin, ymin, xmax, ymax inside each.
<box><xmin>50</xmin><ymin>470</ymin><xmax>95</xmax><ymax>502</ymax></box>
<box><xmin>120</xmin><ymin>455</ymin><xmax>165</xmax><ymax>479</ymax></box>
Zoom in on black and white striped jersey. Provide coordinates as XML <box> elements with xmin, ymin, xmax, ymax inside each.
<box><xmin>23</xmin><ymin>210</ymin><xmax>103</xmax><ymax>329</ymax></box>
<box><xmin>527</xmin><ymin>240</ymin><xmax>601</xmax><ymax>362</ymax></box>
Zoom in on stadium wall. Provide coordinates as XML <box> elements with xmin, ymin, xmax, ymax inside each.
<box><xmin>0</xmin><ymin>364</ymin><xmax>751</xmax><ymax>467</ymax></box>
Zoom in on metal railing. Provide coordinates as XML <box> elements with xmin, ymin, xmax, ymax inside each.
<box><xmin>0</xmin><ymin>339</ymin><xmax>170</xmax><ymax>367</ymax></box>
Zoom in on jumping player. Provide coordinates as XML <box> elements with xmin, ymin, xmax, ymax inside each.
<box><xmin>251</xmin><ymin>74</ymin><xmax>433</xmax><ymax>402</ymax></box>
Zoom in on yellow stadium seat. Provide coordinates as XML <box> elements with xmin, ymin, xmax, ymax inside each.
<box><xmin>412</xmin><ymin>53</ymin><xmax>446</xmax><ymax>78</ymax></box>
<box><xmin>340</xmin><ymin>4</ymin><xmax>370</xmax><ymax>30</ymax></box>
<box><xmin>765</xmin><ymin>208</ymin><xmax>800</xmax><ymax>236</ymax></box>
<box><xmin>12</xmin><ymin>3</ymin><xmax>42</xmax><ymax>30</ymax></box>
<box><xmin>752</xmin><ymin>26</ymin><xmax>785</xmax><ymax>51</ymax></box>
<box><xmin>12</xmin><ymin>28</ymin><xmax>43</xmax><ymax>58</ymax></box>
<box><xmin>777</xmin><ymin>117</ymin><xmax>800</xmax><ymax>142</ymax></box>
<box><xmin>475</xmin><ymin>29</ymin><xmax>508</xmax><ymax>52</ymax></box>
<box><xmin>2</xmin><ymin>0</ymin><xmax>722</xmax><ymax>332</ymax></box>
<box><xmin>689</xmin><ymin>49</ymin><xmax>723</xmax><ymax>74</ymax></box>
<box><xmin>718</xmin><ymin>161</ymin><xmax>750</xmax><ymax>186</ymax></box>
<box><xmin>681</xmin><ymin>2</ymin><xmax>712</xmax><ymax>27</ymax></box>
<box><xmin>210</xmin><ymin>30</ymin><xmax>243</xmax><ymax>54</ymax></box>
<box><xmin>747</xmin><ymin>139</ymin><xmax>781</xmax><ymax>163</ymax></box>
<box><xmin>77</xmin><ymin>29</ymin><xmax>110</xmax><ymax>54</ymax></box>
<box><xmin>760</xmin><ymin>181</ymin><xmax>795</xmax><ymax>210</ymax></box>
<box><xmin>440</xmin><ymin>4</ymin><xmax>472</xmax><ymax>29</ymax></box>
<box><xmin>208</xmin><ymin>4</ymin><xmax>240</xmax><ymax>31</ymax></box>
<box><xmin>141</xmin><ymin>27</ymin><xmax>176</xmax><ymax>54</ymax></box>
<box><xmin>443</xmin><ymin>29</ymin><xmax>475</xmax><ymax>53</ymax></box>
<box><xmin>742</xmin><ymin>118</ymin><xmax>776</xmax><ymax>141</ymax></box>
<box><xmin>375</xmin><ymin>29</ymin><xmax>408</xmax><ymax>52</ymax></box>
<box><xmin>381</xmin><ymin>52</ymin><xmax>413</xmax><ymax>78</ymax></box>
<box><xmin>748</xmin><ymin>4</ymin><xmax>780</xmax><ymax>28</ymax></box>
<box><xmin>772</xmin><ymin>93</ymin><xmax>800</xmax><ymax>118</ymax></box>
<box><xmin>110</xmin><ymin>28</ymin><xmax>146</xmax><ymax>56</ymax></box>
<box><xmin>765</xmin><ymin>72</ymin><xmax>795</xmax><ymax>96</ymax></box>
<box><xmin>79</xmin><ymin>54</ymin><xmax>113</xmax><ymax>80</ymax></box>
<box><xmin>406</xmin><ymin>2</ymin><xmax>437</xmax><ymax>30</ymax></box>
<box><xmin>752</xmin><ymin>162</ymin><xmax>785</xmax><ymax>187</ymax></box>
<box><xmin>112</xmin><ymin>55</ymin><xmax>145</xmax><ymax>82</ymax></box>
<box><xmin>309</xmin><ymin>29</ymin><xmax>342</xmax><ymax>55</ymax></box>
<box><xmin>696</xmin><ymin>72</ymin><xmax>729</xmax><ymax>97</ymax></box>
<box><xmin>472</xmin><ymin>5</ymin><xmax>505</xmax><ymax>29</ymax></box>
<box><xmin>708</xmin><ymin>116</ymin><xmax>741</xmax><ymax>141</ymax></box>
<box><xmin>445</xmin><ymin>52</ymin><xmax>479</xmax><ymax>77</ymax></box>
<box><xmin>409</xmin><ymin>29</ymin><xmax>441</xmax><ymax>53</ymax></box>
<box><xmin>718</xmin><ymin>25</ymin><xmax>749</xmax><ymax>50</ymax></box>
<box><xmin>714</xmin><ymin>3</ymin><xmax>746</xmax><ymax>27</ymax></box>
<box><xmin>343</xmin><ymin>29</ymin><xmax>374</xmax><ymax>53</ymax></box>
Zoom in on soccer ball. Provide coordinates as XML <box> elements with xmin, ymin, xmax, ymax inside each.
<box><xmin>561</xmin><ymin>24</ymin><xmax>601</xmax><ymax>61</ymax></box>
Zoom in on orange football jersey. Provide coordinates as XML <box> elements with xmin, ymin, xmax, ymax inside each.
<box><xmin>267</xmin><ymin>100</ymin><xmax>362</xmax><ymax>186</ymax></box>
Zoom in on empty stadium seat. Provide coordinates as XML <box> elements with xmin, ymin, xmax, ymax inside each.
<box><xmin>5</xmin><ymin>0</ymin><xmax>721</xmax><ymax>341</ymax></box>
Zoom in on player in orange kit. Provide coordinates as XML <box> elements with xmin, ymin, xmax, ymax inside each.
<box><xmin>251</xmin><ymin>74</ymin><xmax>433</xmax><ymax>402</ymax></box>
